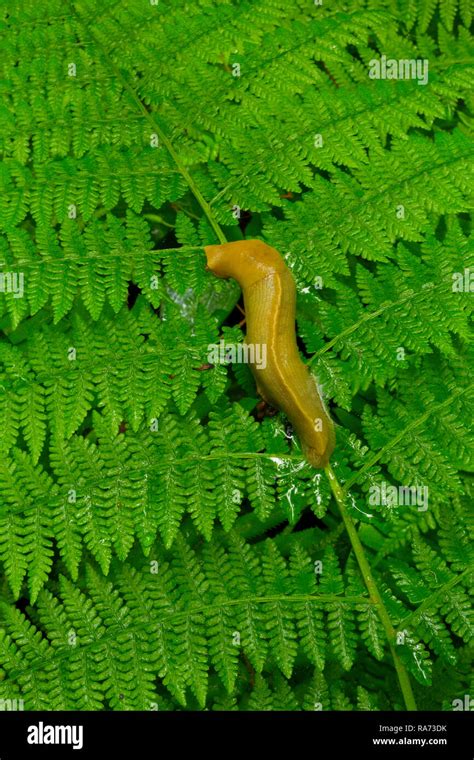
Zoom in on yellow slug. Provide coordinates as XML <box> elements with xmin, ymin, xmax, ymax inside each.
<box><xmin>204</xmin><ymin>239</ymin><xmax>335</xmax><ymax>468</ymax></box>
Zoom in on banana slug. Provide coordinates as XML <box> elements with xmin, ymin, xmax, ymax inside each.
<box><xmin>204</xmin><ymin>239</ymin><xmax>335</xmax><ymax>468</ymax></box>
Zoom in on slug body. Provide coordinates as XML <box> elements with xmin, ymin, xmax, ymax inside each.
<box><xmin>205</xmin><ymin>240</ymin><xmax>335</xmax><ymax>468</ymax></box>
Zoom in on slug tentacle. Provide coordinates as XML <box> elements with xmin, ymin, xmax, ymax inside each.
<box><xmin>204</xmin><ymin>240</ymin><xmax>335</xmax><ymax>468</ymax></box>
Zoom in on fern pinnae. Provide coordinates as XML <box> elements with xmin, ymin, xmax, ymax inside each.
<box><xmin>343</xmin><ymin>384</ymin><xmax>473</xmax><ymax>494</ymax></box>
<box><xmin>0</xmin><ymin>0</ymin><xmax>472</xmax><ymax>713</ymax></box>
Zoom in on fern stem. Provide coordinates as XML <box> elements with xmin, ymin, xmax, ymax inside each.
<box><xmin>71</xmin><ymin>7</ymin><xmax>227</xmax><ymax>246</ymax></box>
<box><xmin>324</xmin><ymin>462</ymin><xmax>418</xmax><ymax>711</ymax></box>
<box><xmin>0</xmin><ymin>245</ymin><xmax>206</xmax><ymax>267</ymax></box>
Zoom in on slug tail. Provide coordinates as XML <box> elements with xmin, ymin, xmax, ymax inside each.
<box><xmin>301</xmin><ymin>424</ymin><xmax>336</xmax><ymax>469</ymax></box>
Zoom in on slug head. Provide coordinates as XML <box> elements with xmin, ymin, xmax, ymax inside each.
<box><xmin>205</xmin><ymin>240</ymin><xmax>288</xmax><ymax>288</ymax></box>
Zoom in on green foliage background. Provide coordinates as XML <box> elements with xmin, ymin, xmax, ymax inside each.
<box><xmin>0</xmin><ymin>0</ymin><xmax>472</xmax><ymax>711</ymax></box>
